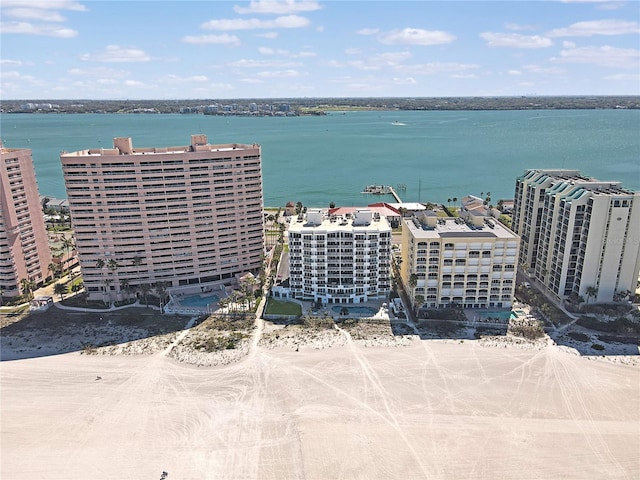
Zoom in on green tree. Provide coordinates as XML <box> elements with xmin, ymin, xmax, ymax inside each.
<box><xmin>53</xmin><ymin>282</ymin><xmax>68</xmax><ymax>301</ymax></box>
<box><xmin>132</xmin><ymin>255</ymin><xmax>144</xmax><ymax>290</ymax></box>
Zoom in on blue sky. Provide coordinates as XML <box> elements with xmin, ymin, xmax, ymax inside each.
<box><xmin>1</xmin><ymin>0</ymin><xmax>639</xmax><ymax>99</ymax></box>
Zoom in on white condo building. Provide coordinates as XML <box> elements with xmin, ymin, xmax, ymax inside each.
<box><xmin>513</xmin><ymin>169</ymin><xmax>640</xmax><ymax>304</ymax></box>
<box><xmin>284</xmin><ymin>208</ymin><xmax>392</xmax><ymax>304</ymax></box>
<box><xmin>401</xmin><ymin>212</ymin><xmax>521</xmax><ymax>311</ymax></box>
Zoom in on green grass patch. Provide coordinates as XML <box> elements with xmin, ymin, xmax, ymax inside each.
<box><xmin>265</xmin><ymin>299</ymin><xmax>302</xmax><ymax>316</ymax></box>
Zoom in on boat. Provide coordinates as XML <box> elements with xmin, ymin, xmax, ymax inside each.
<box><xmin>391</xmin><ymin>121</ymin><xmax>406</xmax><ymax>126</ymax></box>
<box><xmin>361</xmin><ymin>185</ymin><xmax>392</xmax><ymax>195</ymax></box>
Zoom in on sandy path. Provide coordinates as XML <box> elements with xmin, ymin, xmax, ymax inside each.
<box><xmin>1</xmin><ymin>337</ymin><xmax>638</xmax><ymax>480</ymax></box>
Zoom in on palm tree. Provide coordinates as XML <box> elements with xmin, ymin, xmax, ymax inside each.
<box><xmin>447</xmin><ymin>198</ymin><xmax>452</xmax><ymax>206</ymax></box>
<box><xmin>585</xmin><ymin>286</ymin><xmax>598</xmax><ymax>304</ymax></box>
<box><xmin>19</xmin><ymin>278</ymin><xmax>36</xmax><ymax>301</ymax></box>
<box><xmin>132</xmin><ymin>255</ymin><xmax>143</xmax><ymax>290</ymax></box>
<box><xmin>47</xmin><ymin>262</ymin><xmax>58</xmax><ymax>280</ymax></box>
<box><xmin>139</xmin><ymin>283</ymin><xmax>152</xmax><ymax>307</ymax></box>
<box><xmin>408</xmin><ymin>273</ymin><xmax>418</xmax><ymax>292</ymax></box>
<box><xmin>71</xmin><ymin>282</ymin><xmax>83</xmax><ymax>297</ymax></box>
<box><xmin>103</xmin><ymin>278</ymin><xmax>112</xmax><ymax>306</ymax></box>
<box><xmin>61</xmin><ymin>236</ymin><xmax>74</xmax><ymax>274</ymax></box>
<box><xmin>154</xmin><ymin>281</ymin><xmax>169</xmax><ymax>310</ymax></box>
<box><xmin>106</xmin><ymin>258</ymin><xmax>119</xmax><ymax>302</ymax></box>
<box><xmin>120</xmin><ymin>278</ymin><xmax>131</xmax><ymax>301</ymax></box>
<box><xmin>53</xmin><ymin>282</ymin><xmax>68</xmax><ymax>302</ymax></box>
<box><xmin>414</xmin><ymin>294</ymin><xmax>425</xmax><ymax>316</ymax></box>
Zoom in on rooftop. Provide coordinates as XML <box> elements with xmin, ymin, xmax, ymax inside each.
<box><xmin>405</xmin><ymin>215</ymin><xmax>518</xmax><ymax>240</ymax></box>
<box><xmin>289</xmin><ymin>208</ymin><xmax>391</xmax><ymax>233</ymax></box>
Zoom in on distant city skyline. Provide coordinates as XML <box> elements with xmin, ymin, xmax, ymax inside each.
<box><xmin>1</xmin><ymin>0</ymin><xmax>639</xmax><ymax>100</ymax></box>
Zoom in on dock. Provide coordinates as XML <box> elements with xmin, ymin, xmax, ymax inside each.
<box><xmin>388</xmin><ymin>186</ymin><xmax>402</xmax><ymax>202</ymax></box>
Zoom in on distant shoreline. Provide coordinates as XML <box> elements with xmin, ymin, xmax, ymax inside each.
<box><xmin>2</xmin><ymin>95</ymin><xmax>638</xmax><ymax>115</ymax></box>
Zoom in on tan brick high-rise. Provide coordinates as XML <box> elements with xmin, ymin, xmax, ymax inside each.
<box><xmin>1</xmin><ymin>141</ymin><xmax>52</xmax><ymax>298</ymax></box>
<box><xmin>61</xmin><ymin>135</ymin><xmax>264</xmax><ymax>301</ymax></box>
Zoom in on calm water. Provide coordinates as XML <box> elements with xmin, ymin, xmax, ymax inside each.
<box><xmin>1</xmin><ymin>110</ymin><xmax>638</xmax><ymax>206</ymax></box>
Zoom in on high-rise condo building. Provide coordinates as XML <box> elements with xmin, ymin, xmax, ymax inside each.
<box><xmin>512</xmin><ymin>169</ymin><xmax>640</xmax><ymax>304</ymax></box>
<box><xmin>0</xmin><ymin>141</ymin><xmax>52</xmax><ymax>298</ymax></box>
<box><xmin>61</xmin><ymin>135</ymin><xmax>264</xmax><ymax>301</ymax></box>
<box><xmin>284</xmin><ymin>208</ymin><xmax>392</xmax><ymax>304</ymax></box>
<box><xmin>401</xmin><ymin>212</ymin><xmax>520</xmax><ymax>311</ymax></box>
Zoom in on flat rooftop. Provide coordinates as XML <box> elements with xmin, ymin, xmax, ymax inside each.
<box><xmin>404</xmin><ymin>216</ymin><xmax>518</xmax><ymax>240</ymax></box>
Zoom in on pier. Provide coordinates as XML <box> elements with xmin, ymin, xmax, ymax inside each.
<box><xmin>388</xmin><ymin>186</ymin><xmax>402</xmax><ymax>202</ymax></box>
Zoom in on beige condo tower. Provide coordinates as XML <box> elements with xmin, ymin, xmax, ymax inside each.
<box><xmin>0</xmin><ymin>141</ymin><xmax>52</xmax><ymax>299</ymax></box>
<box><xmin>61</xmin><ymin>135</ymin><xmax>264</xmax><ymax>301</ymax></box>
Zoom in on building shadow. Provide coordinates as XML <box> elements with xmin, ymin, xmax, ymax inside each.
<box><xmin>0</xmin><ymin>304</ymin><xmax>195</xmax><ymax>362</ymax></box>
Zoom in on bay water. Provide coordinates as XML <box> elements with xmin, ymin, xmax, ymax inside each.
<box><xmin>1</xmin><ymin>109</ymin><xmax>638</xmax><ymax>207</ymax></box>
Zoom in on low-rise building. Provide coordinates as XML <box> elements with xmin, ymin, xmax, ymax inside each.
<box><xmin>282</xmin><ymin>208</ymin><xmax>392</xmax><ymax>304</ymax></box>
<box><xmin>401</xmin><ymin>212</ymin><xmax>520</xmax><ymax>312</ymax></box>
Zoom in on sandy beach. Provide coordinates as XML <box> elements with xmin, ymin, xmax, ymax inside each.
<box><xmin>1</xmin><ymin>308</ymin><xmax>639</xmax><ymax>480</ymax></box>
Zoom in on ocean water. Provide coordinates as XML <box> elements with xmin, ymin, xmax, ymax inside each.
<box><xmin>1</xmin><ymin>110</ymin><xmax>638</xmax><ymax>207</ymax></box>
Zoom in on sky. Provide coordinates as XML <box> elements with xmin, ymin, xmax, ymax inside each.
<box><xmin>1</xmin><ymin>0</ymin><xmax>639</xmax><ymax>100</ymax></box>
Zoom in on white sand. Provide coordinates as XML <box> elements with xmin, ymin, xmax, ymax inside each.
<box><xmin>1</xmin><ymin>321</ymin><xmax>639</xmax><ymax>480</ymax></box>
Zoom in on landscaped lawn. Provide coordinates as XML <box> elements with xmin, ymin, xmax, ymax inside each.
<box><xmin>265</xmin><ymin>299</ymin><xmax>302</xmax><ymax>316</ymax></box>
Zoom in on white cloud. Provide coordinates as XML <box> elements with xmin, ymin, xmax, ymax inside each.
<box><xmin>0</xmin><ymin>21</ymin><xmax>77</xmax><ymax>37</ymax></box>
<box><xmin>3</xmin><ymin>8</ymin><xmax>66</xmax><ymax>22</ymax></box>
<box><xmin>0</xmin><ymin>1</ymin><xmax>87</xmax><ymax>11</ymax></box>
<box><xmin>392</xmin><ymin>77</ymin><xmax>417</xmax><ymax>85</ymax></box>
<box><xmin>0</xmin><ymin>59</ymin><xmax>23</xmax><ymax>66</ymax></box>
<box><xmin>0</xmin><ymin>1</ymin><xmax>86</xmax><ymax>38</ymax></box>
<box><xmin>259</xmin><ymin>46</ymin><xmax>288</xmax><ymax>55</ymax></box>
<box><xmin>508</xmin><ymin>70</ymin><xmax>523</xmax><ymax>75</ymax></box>
<box><xmin>234</xmin><ymin>0</ymin><xmax>322</xmax><ymax>15</ymax></box>
<box><xmin>182</xmin><ymin>34</ymin><xmax>241</xmax><ymax>46</ymax></box>
<box><xmin>400</xmin><ymin>62</ymin><xmax>480</xmax><ymax>76</ymax></box>
<box><xmin>345</xmin><ymin>48</ymin><xmax>361</xmax><ymax>55</ymax></box>
<box><xmin>201</xmin><ymin>15</ymin><xmax>310</xmax><ymax>31</ymax></box>
<box><xmin>327</xmin><ymin>52</ymin><xmax>412</xmax><ymax>71</ymax></box>
<box><xmin>227</xmin><ymin>58</ymin><xmax>302</xmax><ymax>68</ymax></box>
<box><xmin>379</xmin><ymin>28</ymin><xmax>456</xmax><ymax>46</ymax></box>
<box><xmin>552</xmin><ymin>45</ymin><xmax>640</xmax><ymax>68</ymax></box>
<box><xmin>161</xmin><ymin>75</ymin><xmax>210</xmax><ymax>84</ymax></box>
<box><xmin>546</xmin><ymin>19</ymin><xmax>640</xmax><ymax>37</ymax></box>
<box><xmin>81</xmin><ymin>45</ymin><xmax>151</xmax><ymax>63</ymax></box>
<box><xmin>480</xmin><ymin>32</ymin><xmax>553</xmax><ymax>48</ymax></box>
<box><xmin>124</xmin><ymin>80</ymin><xmax>144</xmax><ymax>87</ymax></box>
<box><xmin>257</xmin><ymin>69</ymin><xmax>302</xmax><ymax>78</ymax></box>
<box><xmin>522</xmin><ymin>64</ymin><xmax>565</xmax><ymax>75</ymax></box>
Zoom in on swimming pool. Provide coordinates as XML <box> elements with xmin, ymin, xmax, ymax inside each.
<box><xmin>331</xmin><ymin>306</ymin><xmax>378</xmax><ymax>316</ymax></box>
<box><xmin>178</xmin><ymin>293</ymin><xmax>220</xmax><ymax>307</ymax></box>
<box><xmin>480</xmin><ymin>310</ymin><xmax>518</xmax><ymax>320</ymax></box>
